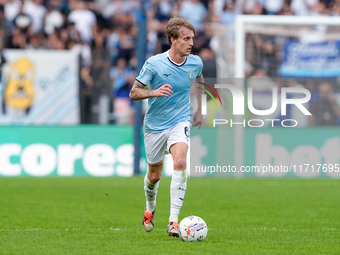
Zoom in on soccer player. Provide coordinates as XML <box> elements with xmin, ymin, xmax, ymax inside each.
<box><xmin>129</xmin><ymin>17</ymin><xmax>204</xmax><ymax>237</ymax></box>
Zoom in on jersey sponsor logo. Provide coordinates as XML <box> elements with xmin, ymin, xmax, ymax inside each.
<box><xmin>138</xmin><ymin>67</ymin><xmax>146</xmax><ymax>79</ymax></box>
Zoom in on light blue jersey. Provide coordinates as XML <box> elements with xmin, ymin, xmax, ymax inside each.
<box><xmin>136</xmin><ymin>51</ymin><xmax>203</xmax><ymax>133</ymax></box>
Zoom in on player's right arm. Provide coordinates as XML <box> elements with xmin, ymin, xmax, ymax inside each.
<box><xmin>129</xmin><ymin>80</ymin><xmax>173</xmax><ymax>101</ymax></box>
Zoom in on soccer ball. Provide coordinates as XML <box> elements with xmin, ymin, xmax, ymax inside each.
<box><xmin>179</xmin><ymin>216</ymin><xmax>208</xmax><ymax>242</ymax></box>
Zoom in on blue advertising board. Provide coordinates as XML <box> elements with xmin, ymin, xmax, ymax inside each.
<box><xmin>279</xmin><ymin>40</ymin><xmax>340</xmax><ymax>78</ymax></box>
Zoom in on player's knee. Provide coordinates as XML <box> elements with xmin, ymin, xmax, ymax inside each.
<box><xmin>174</xmin><ymin>157</ymin><xmax>186</xmax><ymax>170</ymax></box>
<box><xmin>149</xmin><ymin>172</ymin><xmax>162</xmax><ymax>183</ymax></box>
<box><xmin>150</xmin><ymin>175</ymin><xmax>161</xmax><ymax>183</ymax></box>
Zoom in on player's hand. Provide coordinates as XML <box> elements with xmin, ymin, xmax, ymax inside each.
<box><xmin>155</xmin><ymin>84</ymin><xmax>173</xmax><ymax>97</ymax></box>
<box><xmin>192</xmin><ymin>110</ymin><xmax>203</xmax><ymax>129</ymax></box>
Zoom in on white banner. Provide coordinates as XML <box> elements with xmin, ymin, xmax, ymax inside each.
<box><xmin>0</xmin><ymin>50</ymin><xmax>79</xmax><ymax>125</ymax></box>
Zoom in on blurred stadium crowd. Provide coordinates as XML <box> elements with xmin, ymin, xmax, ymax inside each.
<box><xmin>0</xmin><ymin>0</ymin><xmax>340</xmax><ymax>125</ymax></box>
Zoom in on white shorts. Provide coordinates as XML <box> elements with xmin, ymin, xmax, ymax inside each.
<box><xmin>144</xmin><ymin>121</ymin><xmax>190</xmax><ymax>165</ymax></box>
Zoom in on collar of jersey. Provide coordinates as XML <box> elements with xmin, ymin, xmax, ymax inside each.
<box><xmin>167</xmin><ymin>50</ymin><xmax>187</xmax><ymax>67</ymax></box>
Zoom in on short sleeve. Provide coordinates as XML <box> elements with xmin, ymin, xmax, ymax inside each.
<box><xmin>196</xmin><ymin>58</ymin><xmax>204</xmax><ymax>78</ymax></box>
<box><xmin>136</xmin><ymin>60</ymin><xmax>154</xmax><ymax>86</ymax></box>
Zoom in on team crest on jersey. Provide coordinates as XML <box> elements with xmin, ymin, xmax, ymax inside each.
<box><xmin>186</xmin><ymin>69</ymin><xmax>195</xmax><ymax>78</ymax></box>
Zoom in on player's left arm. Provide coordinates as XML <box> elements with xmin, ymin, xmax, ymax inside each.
<box><xmin>193</xmin><ymin>73</ymin><xmax>204</xmax><ymax>129</ymax></box>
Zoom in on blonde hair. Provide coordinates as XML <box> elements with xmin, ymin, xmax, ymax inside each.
<box><xmin>166</xmin><ymin>17</ymin><xmax>196</xmax><ymax>47</ymax></box>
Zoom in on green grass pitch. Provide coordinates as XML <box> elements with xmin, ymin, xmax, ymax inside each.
<box><xmin>1</xmin><ymin>177</ymin><xmax>340</xmax><ymax>254</ymax></box>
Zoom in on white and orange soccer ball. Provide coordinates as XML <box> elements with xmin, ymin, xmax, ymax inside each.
<box><xmin>179</xmin><ymin>216</ymin><xmax>208</xmax><ymax>242</ymax></box>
